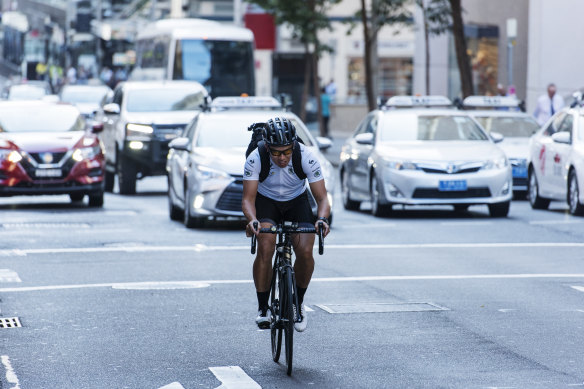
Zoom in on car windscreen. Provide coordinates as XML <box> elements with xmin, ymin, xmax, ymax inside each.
<box><xmin>61</xmin><ymin>87</ymin><xmax>110</xmax><ymax>104</ymax></box>
<box><xmin>379</xmin><ymin>114</ymin><xmax>489</xmax><ymax>142</ymax></box>
<box><xmin>0</xmin><ymin>106</ymin><xmax>86</xmax><ymax>132</ymax></box>
<box><xmin>474</xmin><ymin>116</ymin><xmax>540</xmax><ymax>137</ymax></box>
<box><xmin>8</xmin><ymin>85</ymin><xmax>47</xmax><ymax>100</ymax></box>
<box><xmin>195</xmin><ymin>116</ymin><xmax>314</xmax><ymax>148</ymax></box>
<box><xmin>125</xmin><ymin>88</ymin><xmax>206</xmax><ymax>112</ymax></box>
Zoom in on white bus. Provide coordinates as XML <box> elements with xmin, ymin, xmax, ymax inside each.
<box><xmin>131</xmin><ymin>18</ymin><xmax>255</xmax><ymax>97</ymax></box>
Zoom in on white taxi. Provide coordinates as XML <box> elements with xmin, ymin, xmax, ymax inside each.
<box><xmin>528</xmin><ymin>97</ymin><xmax>584</xmax><ymax>215</ymax></box>
<box><xmin>463</xmin><ymin>96</ymin><xmax>540</xmax><ymax>193</ymax></box>
<box><xmin>166</xmin><ymin>96</ymin><xmax>335</xmax><ymax>228</ymax></box>
<box><xmin>340</xmin><ymin>96</ymin><xmax>513</xmax><ymax>217</ymax></box>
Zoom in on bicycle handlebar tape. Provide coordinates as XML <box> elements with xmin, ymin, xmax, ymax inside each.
<box><xmin>318</xmin><ymin>222</ymin><xmax>324</xmax><ymax>255</ymax></box>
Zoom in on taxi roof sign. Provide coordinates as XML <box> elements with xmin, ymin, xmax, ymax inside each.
<box><xmin>211</xmin><ymin>96</ymin><xmax>282</xmax><ymax>109</ymax></box>
<box><xmin>385</xmin><ymin>95</ymin><xmax>452</xmax><ymax>108</ymax></box>
<box><xmin>463</xmin><ymin>95</ymin><xmax>521</xmax><ymax>108</ymax></box>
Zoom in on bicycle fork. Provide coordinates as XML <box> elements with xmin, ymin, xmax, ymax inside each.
<box><xmin>277</xmin><ymin>244</ymin><xmax>300</xmax><ymax>323</ymax></box>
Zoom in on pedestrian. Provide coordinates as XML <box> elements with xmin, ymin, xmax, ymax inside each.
<box><xmin>320</xmin><ymin>87</ymin><xmax>331</xmax><ymax>138</ymax></box>
<box><xmin>325</xmin><ymin>79</ymin><xmax>337</xmax><ymax>102</ymax></box>
<box><xmin>533</xmin><ymin>83</ymin><xmax>565</xmax><ymax>126</ymax></box>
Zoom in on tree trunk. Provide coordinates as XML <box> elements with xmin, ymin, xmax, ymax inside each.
<box><xmin>299</xmin><ymin>45</ymin><xmax>311</xmax><ymax>122</ymax></box>
<box><xmin>423</xmin><ymin>5</ymin><xmax>430</xmax><ymax>94</ymax></box>
<box><xmin>361</xmin><ymin>0</ymin><xmax>376</xmax><ymax>112</ymax></box>
<box><xmin>312</xmin><ymin>52</ymin><xmax>324</xmax><ymax>137</ymax></box>
<box><xmin>449</xmin><ymin>0</ymin><xmax>474</xmax><ymax>98</ymax></box>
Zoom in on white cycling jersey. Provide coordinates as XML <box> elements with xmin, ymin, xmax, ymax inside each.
<box><xmin>243</xmin><ymin>143</ymin><xmax>324</xmax><ymax>201</ymax></box>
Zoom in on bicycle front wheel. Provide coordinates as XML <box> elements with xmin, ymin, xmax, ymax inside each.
<box><xmin>282</xmin><ymin>267</ymin><xmax>295</xmax><ymax>376</ymax></box>
<box><xmin>270</xmin><ymin>265</ymin><xmax>282</xmax><ymax>363</ymax></box>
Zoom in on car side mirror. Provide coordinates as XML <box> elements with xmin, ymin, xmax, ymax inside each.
<box><xmin>316</xmin><ymin>136</ymin><xmax>332</xmax><ymax>150</ymax></box>
<box><xmin>551</xmin><ymin>131</ymin><xmax>571</xmax><ymax>144</ymax></box>
<box><xmin>355</xmin><ymin>132</ymin><xmax>374</xmax><ymax>145</ymax></box>
<box><xmin>168</xmin><ymin>137</ymin><xmax>191</xmax><ymax>151</ymax></box>
<box><xmin>103</xmin><ymin>103</ymin><xmax>120</xmax><ymax>115</ymax></box>
<box><xmin>490</xmin><ymin>131</ymin><xmax>504</xmax><ymax>143</ymax></box>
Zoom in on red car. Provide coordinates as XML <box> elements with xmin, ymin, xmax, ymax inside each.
<box><xmin>0</xmin><ymin>101</ymin><xmax>106</xmax><ymax>206</ymax></box>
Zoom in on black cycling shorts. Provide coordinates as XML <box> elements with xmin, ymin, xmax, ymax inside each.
<box><xmin>255</xmin><ymin>191</ymin><xmax>314</xmax><ymax>227</ymax></box>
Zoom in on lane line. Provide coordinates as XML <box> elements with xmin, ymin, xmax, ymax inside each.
<box><xmin>1</xmin><ymin>273</ymin><xmax>584</xmax><ymax>293</ymax></box>
<box><xmin>571</xmin><ymin>286</ymin><xmax>584</xmax><ymax>293</ymax></box>
<box><xmin>2</xmin><ymin>242</ymin><xmax>584</xmax><ymax>256</ymax></box>
<box><xmin>530</xmin><ymin>220</ymin><xmax>584</xmax><ymax>225</ymax></box>
<box><xmin>1</xmin><ymin>355</ymin><xmax>21</xmax><ymax>389</ymax></box>
<box><xmin>209</xmin><ymin>366</ymin><xmax>261</xmax><ymax>389</ymax></box>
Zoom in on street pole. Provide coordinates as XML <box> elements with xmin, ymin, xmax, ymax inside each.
<box><xmin>506</xmin><ymin>18</ymin><xmax>517</xmax><ymax>93</ymax></box>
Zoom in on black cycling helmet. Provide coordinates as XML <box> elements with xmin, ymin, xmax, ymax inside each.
<box><xmin>264</xmin><ymin>117</ymin><xmax>297</xmax><ymax>146</ymax></box>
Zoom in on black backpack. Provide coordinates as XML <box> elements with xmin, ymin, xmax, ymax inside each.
<box><xmin>246</xmin><ymin>122</ymin><xmax>306</xmax><ymax>182</ymax></box>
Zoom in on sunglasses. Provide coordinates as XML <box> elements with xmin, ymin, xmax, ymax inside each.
<box><xmin>268</xmin><ymin>147</ymin><xmax>293</xmax><ymax>157</ymax></box>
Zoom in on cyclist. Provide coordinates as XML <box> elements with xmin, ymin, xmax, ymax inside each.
<box><xmin>242</xmin><ymin>117</ymin><xmax>331</xmax><ymax>332</ymax></box>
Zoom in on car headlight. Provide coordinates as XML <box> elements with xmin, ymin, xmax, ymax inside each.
<box><xmin>384</xmin><ymin>159</ymin><xmax>418</xmax><ymax>170</ymax></box>
<box><xmin>72</xmin><ymin>146</ymin><xmax>101</xmax><ymax>162</ymax></box>
<box><xmin>194</xmin><ymin>164</ymin><xmax>231</xmax><ymax>180</ymax></box>
<box><xmin>0</xmin><ymin>150</ymin><xmax>23</xmax><ymax>163</ymax></box>
<box><xmin>126</xmin><ymin>123</ymin><xmax>154</xmax><ymax>139</ymax></box>
<box><xmin>482</xmin><ymin>157</ymin><xmax>508</xmax><ymax>170</ymax></box>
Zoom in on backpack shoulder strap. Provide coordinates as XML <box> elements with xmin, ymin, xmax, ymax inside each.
<box><xmin>292</xmin><ymin>141</ymin><xmax>306</xmax><ymax>180</ymax></box>
<box><xmin>258</xmin><ymin>141</ymin><xmax>271</xmax><ymax>182</ymax></box>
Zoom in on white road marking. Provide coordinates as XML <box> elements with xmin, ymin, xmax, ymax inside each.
<box><xmin>209</xmin><ymin>366</ymin><xmax>260</xmax><ymax>389</ymax></box>
<box><xmin>1</xmin><ymin>355</ymin><xmax>21</xmax><ymax>389</ymax></box>
<box><xmin>158</xmin><ymin>382</ymin><xmax>185</xmax><ymax>389</ymax></box>
<box><xmin>2</xmin><ymin>242</ymin><xmax>584</xmax><ymax>257</ymax></box>
<box><xmin>497</xmin><ymin>309</ymin><xmax>516</xmax><ymax>313</ymax></box>
<box><xmin>1</xmin><ymin>273</ymin><xmax>584</xmax><ymax>293</ymax></box>
<box><xmin>0</xmin><ymin>270</ymin><xmax>21</xmax><ymax>283</ymax></box>
<box><xmin>530</xmin><ymin>220</ymin><xmax>584</xmax><ymax>225</ymax></box>
<box><xmin>441</xmin><ymin>221</ymin><xmax>493</xmax><ymax>226</ymax></box>
<box><xmin>112</xmin><ymin>281</ymin><xmax>211</xmax><ymax>290</ymax></box>
<box><xmin>571</xmin><ymin>286</ymin><xmax>584</xmax><ymax>293</ymax></box>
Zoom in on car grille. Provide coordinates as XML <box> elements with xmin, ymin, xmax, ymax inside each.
<box><xmin>216</xmin><ymin>178</ymin><xmax>244</xmax><ymax>212</ymax></box>
<box><xmin>412</xmin><ymin>187</ymin><xmax>491</xmax><ymax>199</ymax></box>
<box><xmin>29</xmin><ymin>152</ymin><xmax>67</xmax><ymax>165</ymax></box>
<box><xmin>19</xmin><ymin>156</ymin><xmax>76</xmax><ymax>180</ymax></box>
<box><xmin>513</xmin><ymin>177</ymin><xmax>528</xmax><ymax>187</ymax></box>
<box><xmin>420</xmin><ymin>167</ymin><xmax>481</xmax><ymax>174</ymax></box>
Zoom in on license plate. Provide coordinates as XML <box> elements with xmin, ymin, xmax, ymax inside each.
<box><xmin>35</xmin><ymin>168</ymin><xmax>62</xmax><ymax>177</ymax></box>
<box><xmin>439</xmin><ymin>180</ymin><xmax>467</xmax><ymax>191</ymax></box>
<box><xmin>512</xmin><ymin>166</ymin><xmax>528</xmax><ymax>178</ymax></box>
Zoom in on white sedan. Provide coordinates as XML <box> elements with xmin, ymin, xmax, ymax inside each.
<box><xmin>340</xmin><ymin>96</ymin><xmax>513</xmax><ymax>217</ymax></box>
<box><xmin>528</xmin><ymin>105</ymin><xmax>584</xmax><ymax>215</ymax></box>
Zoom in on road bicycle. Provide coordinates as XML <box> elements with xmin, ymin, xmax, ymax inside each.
<box><xmin>251</xmin><ymin>221</ymin><xmax>324</xmax><ymax>375</ymax></box>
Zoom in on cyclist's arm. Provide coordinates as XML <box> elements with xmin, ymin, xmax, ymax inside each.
<box><xmin>242</xmin><ymin>179</ymin><xmax>260</xmax><ymax>236</ymax></box>
<box><xmin>309</xmin><ymin>179</ymin><xmax>331</xmax><ymax>237</ymax></box>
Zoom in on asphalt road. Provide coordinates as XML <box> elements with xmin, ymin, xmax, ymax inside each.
<box><xmin>1</xmin><ymin>177</ymin><xmax>584</xmax><ymax>388</ymax></box>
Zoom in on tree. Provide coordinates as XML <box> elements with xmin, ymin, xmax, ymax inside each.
<box><xmin>248</xmin><ymin>0</ymin><xmax>340</xmax><ymax>136</ymax></box>
<box><xmin>355</xmin><ymin>0</ymin><xmax>412</xmax><ymax>111</ymax></box>
<box><xmin>415</xmin><ymin>0</ymin><xmax>451</xmax><ymax>94</ymax></box>
<box><xmin>448</xmin><ymin>0</ymin><xmax>474</xmax><ymax>98</ymax></box>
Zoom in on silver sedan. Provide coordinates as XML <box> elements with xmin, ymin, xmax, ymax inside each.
<box><xmin>340</xmin><ymin>101</ymin><xmax>513</xmax><ymax>217</ymax></box>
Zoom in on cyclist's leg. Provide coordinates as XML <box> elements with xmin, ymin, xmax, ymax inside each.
<box><xmin>285</xmin><ymin>191</ymin><xmax>316</xmax><ymax>291</ymax></box>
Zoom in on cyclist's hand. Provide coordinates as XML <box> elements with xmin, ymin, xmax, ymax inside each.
<box><xmin>246</xmin><ymin>219</ymin><xmax>260</xmax><ymax>237</ymax></box>
<box><xmin>315</xmin><ymin>220</ymin><xmax>330</xmax><ymax>238</ymax></box>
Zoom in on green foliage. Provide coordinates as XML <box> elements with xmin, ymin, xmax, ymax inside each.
<box><xmin>416</xmin><ymin>0</ymin><xmax>452</xmax><ymax>36</ymax></box>
<box><xmin>248</xmin><ymin>0</ymin><xmax>342</xmax><ymax>56</ymax></box>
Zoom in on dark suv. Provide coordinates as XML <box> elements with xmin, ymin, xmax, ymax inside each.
<box><xmin>98</xmin><ymin>81</ymin><xmax>207</xmax><ymax>194</ymax></box>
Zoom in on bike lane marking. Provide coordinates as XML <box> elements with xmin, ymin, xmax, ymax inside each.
<box><xmin>209</xmin><ymin>366</ymin><xmax>261</xmax><ymax>389</ymax></box>
<box><xmin>2</xmin><ymin>274</ymin><xmax>584</xmax><ymax>293</ymax></box>
<box><xmin>0</xmin><ymin>270</ymin><xmax>21</xmax><ymax>283</ymax></box>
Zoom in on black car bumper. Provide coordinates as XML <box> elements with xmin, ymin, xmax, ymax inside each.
<box><xmin>0</xmin><ymin>181</ymin><xmax>104</xmax><ymax>197</ymax></box>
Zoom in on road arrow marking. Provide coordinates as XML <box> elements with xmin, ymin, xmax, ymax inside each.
<box><xmin>158</xmin><ymin>382</ymin><xmax>185</xmax><ymax>389</ymax></box>
<box><xmin>571</xmin><ymin>286</ymin><xmax>584</xmax><ymax>293</ymax></box>
<box><xmin>0</xmin><ymin>270</ymin><xmax>21</xmax><ymax>283</ymax></box>
<box><xmin>209</xmin><ymin>366</ymin><xmax>260</xmax><ymax>389</ymax></box>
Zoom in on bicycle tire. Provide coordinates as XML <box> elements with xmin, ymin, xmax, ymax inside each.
<box><xmin>282</xmin><ymin>267</ymin><xmax>294</xmax><ymax>376</ymax></box>
<box><xmin>270</xmin><ymin>264</ymin><xmax>282</xmax><ymax>362</ymax></box>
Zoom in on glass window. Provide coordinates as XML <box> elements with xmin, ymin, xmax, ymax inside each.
<box><xmin>474</xmin><ymin>116</ymin><xmax>540</xmax><ymax>137</ymax></box>
<box><xmin>557</xmin><ymin>114</ymin><xmax>573</xmax><ymax>134</ymax></box>
<box><xmin>0</xmin><ymin>106</ymin><xmax>85</xmax><ymax>132</ymax></box>
<box><xmin>125</xmin><ymin>88</ymin><xmax>205</xmax><ymax>112</ymax></box>
<box><xmin>61</xmin><ymin>86</ymin><xmax>111</xmax><ymax>104</ymax></box>
<box><xmin>543</xmin><ymin>112</ymin><xmax>565</xmax><ymax>136</ymax></box>
<box><xmin>379</xmin><ymin>114</ymin><xmax>489</xmax><ymax>142</ymax></box>
<box><xmin>347</xmin><ymin>57</ymin><xmax>413</xmax><ymax>102</ymax></box>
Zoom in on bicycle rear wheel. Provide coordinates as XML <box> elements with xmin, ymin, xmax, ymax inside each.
<box><xmin>282</xmin><ymin>267</ymin><xmax>294</xmax><ymax>376</ymax></box>
<box><xmin>270</xmin><ymin>265</ymin><xmax>282</xmax><ymax>362</ymax></box>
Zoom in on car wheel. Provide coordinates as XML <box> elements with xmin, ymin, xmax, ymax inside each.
<box><xmin>69</xmin><ymin>193</ymin><xmax>84</xmax><ymax>202</ymax></box>
<box><xmin>118</xmin><ymin>155</ymin><xmax>137</xmax><ymax>195</ymax></box>
<box><xmin>168</xmin><ymin>180</ymin><xmax>183</xmax><ymax>221</ymax></box>
<box><xmin>370</xmin><ymin>174</ymin><xmax>392</xmax><ymax>217</ymax></box>
<box><xmin>568</xmin><ymin>170</ymin><xmax>584</xmax><ymax>216</ymax></box>
<box><xmin>88</xmin><ymin>193</ymin><xmax>104</xmax><ymax>207</ymax></box>
<box><xmin>184</xmin><ymin>188</ymin><xmax>205</xmax><ymax>228</ymax></box>
<box><xmin>104</xmin><ymin>170</ymin><xmax>115</xmax><ymax>193</ymax></box>
<box><xmin>528</xmin><ymin>168</ymin><xmax>550</xmax><ymax>210</ymax></box>
<box><xmin>488</xmin><ymin>201</ymin><xmax>510</xmax><ymax>217</ymax></box>
<box><xmin>341</xmin><ymin>169</ymin><xmax>360</xmax><ymax>211</ymax></box>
